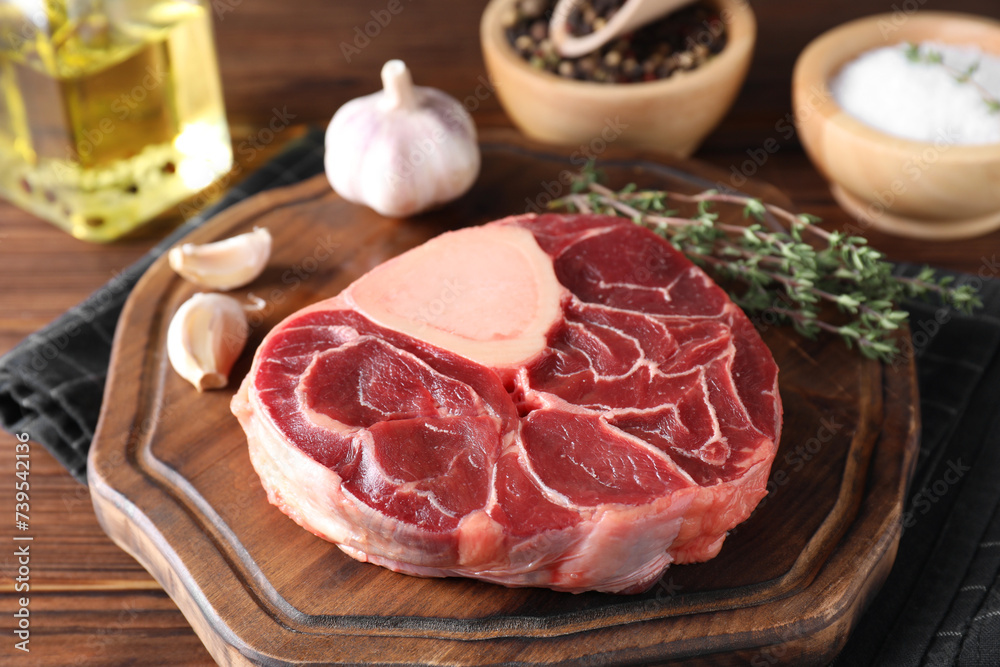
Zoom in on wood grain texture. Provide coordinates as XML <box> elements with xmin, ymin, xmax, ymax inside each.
<box><xmin>86</xmin><ymin>133</ymin><xmax>918</xmax><ymax>666</ymax></box>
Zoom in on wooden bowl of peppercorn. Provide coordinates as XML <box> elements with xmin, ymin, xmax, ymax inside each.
<box><xmin>480</xmin><ymin>0</ymin><xmax>756</xmax><ymax>158</ymax></box>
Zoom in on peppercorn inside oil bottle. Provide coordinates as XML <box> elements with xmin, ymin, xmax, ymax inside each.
<box><xmin>0</xmin><ymin>0</ymin><xmax>232</xmax><ymax>242</ymax></box>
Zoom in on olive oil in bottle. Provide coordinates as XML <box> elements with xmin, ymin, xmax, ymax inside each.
<box><xmin>0</xmin><ymin>0</ymin><xmax>232</xmax><ymax>241</ymax></box>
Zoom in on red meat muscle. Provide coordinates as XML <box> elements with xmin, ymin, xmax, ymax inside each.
<box><xmin>231</xmin><ymin>214</ymin><xmax>781</xmax><ymax>593</ymax></box>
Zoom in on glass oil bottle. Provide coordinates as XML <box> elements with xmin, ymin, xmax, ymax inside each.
<box><xmin>0</xmin><ymin>0</ymin><xmax>232</xmax><ymax>241</ymax></box>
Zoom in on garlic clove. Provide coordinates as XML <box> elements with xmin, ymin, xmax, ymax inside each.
<box><xmin>168</xmin><ymin>227</ymin><xmax>272</xmax><ymax>290</ymax></box>
<box><xmin>167</xmin><ymin>293</ymin><xmax>250</xmax><ymax>392</ymax></box>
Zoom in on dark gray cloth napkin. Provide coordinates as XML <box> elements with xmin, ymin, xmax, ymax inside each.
<box><xmin>835</xmin><ymin>264</ymin><xmax>1000</xmax><ymax>666</ymax></box>
<box><xmin>0</xmin><ymin>127</ymin><xmax>326</xmax><ymax>483</ymax></box>
<box><xmin>1</xmin><ymin>129</ymin><xmax>998</xmax><ymax>664</ymax></box>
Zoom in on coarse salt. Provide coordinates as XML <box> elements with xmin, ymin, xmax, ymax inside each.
<box><xmin>829</xmin><ymin>41</ymin><xmax>1000</xmax><ymax>145</ymax></box>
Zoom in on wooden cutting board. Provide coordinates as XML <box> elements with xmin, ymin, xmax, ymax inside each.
<box><xmin>89</xmin><ymin>130</ymin><xmax>918</xmax><ymax>666</ymax></box>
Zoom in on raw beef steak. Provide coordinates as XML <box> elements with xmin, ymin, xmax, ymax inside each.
<box><xmin>231</xmin><ymin>214</ymin><xmax>782</xmax><ymax>594</ymax></box>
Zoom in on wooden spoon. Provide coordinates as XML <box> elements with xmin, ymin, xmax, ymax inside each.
<box><xmin>549</xmin><ymin>0</ymin><xmax>696</xmax><ymax>58</ymax></box>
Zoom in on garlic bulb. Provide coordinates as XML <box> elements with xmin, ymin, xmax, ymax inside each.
<box><xmin>324</xmin><ymin>59</ymin><xmax>480</xmax><ymax>217</ymax></box>
<box><xmin>167</xmin><ymin>293</ymin><xmax>250</xmax><ymax>392</ymax></box>
<box><xmin>168</xmin><ymin>227</ymin><xmax>272</xmax><ymax>290</ymax></box>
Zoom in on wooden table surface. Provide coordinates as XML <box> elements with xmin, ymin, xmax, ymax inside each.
<box><xmin>2</xmin><ymin>1</ymin><xmax>998</xmax><ymax>664</ymax></box>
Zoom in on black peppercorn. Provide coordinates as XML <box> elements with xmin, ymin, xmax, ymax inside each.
<box><xmin>504</xmin><ymin>0</ymin><xmax>727</xmax><ymax>84</ymax></box>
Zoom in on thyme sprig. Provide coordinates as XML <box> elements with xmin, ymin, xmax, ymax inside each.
<box><xmin>904</xmin><ymin>42</ymin><xmax>1000</xmax><ymax>114</ymax></box>
<box><xmin>548</xmin><ymin>165</ymin><xmax>981</xmax><ymax>362</ymax></box>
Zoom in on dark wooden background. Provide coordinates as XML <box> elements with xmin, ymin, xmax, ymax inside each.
<box><xmin>1</xmin><ymin>0</ymin><xmax>998</xmax><ymax>664</ymax></box>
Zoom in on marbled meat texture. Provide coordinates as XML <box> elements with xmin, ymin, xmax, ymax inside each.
<box><xmin>231</xmin><ymin>213</ymin><xmax>782</xmax><ymax>594</ymax></box>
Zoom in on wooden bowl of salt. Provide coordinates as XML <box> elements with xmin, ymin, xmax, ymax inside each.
<box><xmin>793</xmin><ymin>12</ymin><xmax>1000</xmax><ymax>240</ymax></box>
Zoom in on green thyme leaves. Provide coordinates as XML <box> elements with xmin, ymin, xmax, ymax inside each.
<box><xmin>549</xmin><ymin>164</ymin><xmax>981</xmax><ymax>362</ymax></box>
